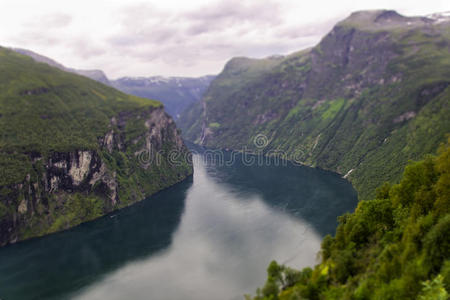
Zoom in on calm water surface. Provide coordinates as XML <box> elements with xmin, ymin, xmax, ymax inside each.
<box><xmin>0</xmin><ymin>152</ymin><xmax>357</xmax><ymax>300</ymax></box>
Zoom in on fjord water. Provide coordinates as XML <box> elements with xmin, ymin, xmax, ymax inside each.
<box><xmin>0</xmin><ymin>152</ymin><xmax>357</xmax><ymax>300</ymax></box>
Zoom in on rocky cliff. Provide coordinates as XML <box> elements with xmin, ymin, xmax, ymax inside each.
<box><xmin>0</xmin><ymin>48</ymin><xmax>192</xmax><ymax>246</ymax></box>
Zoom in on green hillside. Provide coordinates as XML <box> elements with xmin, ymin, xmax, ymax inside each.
<box><xmin>0</xmin><ymin>47</ymin><xmax>192</xmax><ymax>246</ymax></box>
<box><xmin>0</xmin><ymin>48</ymin><xmax>161</xmax><ymax>157</ymax></box>
<box><xmin>248</xmin><ymin>138</ymin><xmax>450</xmax><ymax>300</ymax></box>
<box><xmin>178</xmin><ymin>10</ymin><xmax>450</xmax><ymax>199</ymax></box>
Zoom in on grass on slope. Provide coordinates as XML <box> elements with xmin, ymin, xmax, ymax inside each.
<box><xmin>0</xmin><ymin>47</ymin><xmax>161</xmax><ymax>153</ymax></box>
<box><xmin>0</xmin><ymin>47</ymin><xmax>161</xmax><ymax>186</ymax></box>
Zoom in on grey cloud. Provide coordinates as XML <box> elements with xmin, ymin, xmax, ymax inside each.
<box><xmin>67</xmin><ymin>38</ymin><xmax>106</xmax><ymax>59</ymax></box>
<box><xmin>186</xmin><ymin>0</ymin><xmax>282</xmax><ymax>25</ymax></box>
<box><xmin>275</xmin><ymin>18</ymin><xmax>340</xmax><ymax>39</ymax></box>
<box><xmin>119</xmin><ymin>3</ymin><xmax>170</xmax><ymax>23</ymax></box>
<box><xmin>26</xmin><ymin>13</ymin><xmax>73</xmax><ymax>28</ymax></box>
<box><xmin>10</xmin><ymin>30</ymin><xmax>62</xmax><ymax>46</ymax></box>
<box><xmin>101</xmin><ymin>0</ymin><xmax>329</xmax><ymax>76</ymax></box>
<box><xmin>10</xmin><ymin>13</ymin><xmax>73</xmax><ymax>49</ymax></box>
<box><xmin>8</xmin><ymin>1</ymin><xmax>335</xmax><ymax>78</ymax></box>
<box><xmin>108</xmin><ymin>26</ymin><xmax>178</xmax><ymax>47</ymax></box>
<box><xmin>108</xmin><ymin>3</ymin><xmax>180</xmax><ymax>47</ymax></box>
<box><xmin>184</xmin><ymin>0</ymin><xmax>283</xmax><ymax>35</ymax></box>
<box><xmin>107</xmin><ymin>0</ymin><xmax>299</xmax><ymax>60</ymax></box>
<box><xmin>113</xmin><ymin>0</ymin><xmax>285</xmax><ymax>43</ymax></box>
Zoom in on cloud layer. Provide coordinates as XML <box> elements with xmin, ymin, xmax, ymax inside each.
<box><xmin>1</xmin><ymin>0</ymin><xmax>448</xmax><ymax>78</ymax></box>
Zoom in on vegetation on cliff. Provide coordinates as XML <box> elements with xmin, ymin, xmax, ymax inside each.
<box><xmin>0</xmin><ymin>47</ymin><xmax>192</xmax><ymax>246</ymax></box>
<box><xmin>248</xmin><ymin>138</ymin><xmax>450</xmax><ymax>300</ymax></box>
<box><xmin>178</xmin><ymin>10</ymin><xmax>450</xmax><ymax>199</ymax></box>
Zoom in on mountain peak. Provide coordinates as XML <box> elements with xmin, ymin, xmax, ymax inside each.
<box><xmin>11</xmin><ymin>47</ymin><xmax>110</xmax><ymax>85</ymax></box>
<box><xmin>339</xmin><ymin>9</ymin><xmax>445</xmax><ymax>30</ymax></box>
<box><xmin>348</xmin><ymin>9</ymin><xmax>404</xmax><ymax>22</ymax></box>
<box><xmin>427</xmin><ymin>11</ymin><xmax>450</xmax><ymax>23</ymax></box>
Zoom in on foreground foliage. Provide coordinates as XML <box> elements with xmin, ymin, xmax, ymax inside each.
<box><xmin>249</xmin><ymin>138</ymin><xmax>450</xmax><ymax>299</ymax></box>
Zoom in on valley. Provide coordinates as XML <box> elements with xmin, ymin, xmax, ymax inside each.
<box><xmin>0</xmin><ymin>7</ymin><xmax>449</xmax><ymax>300</ymax></box>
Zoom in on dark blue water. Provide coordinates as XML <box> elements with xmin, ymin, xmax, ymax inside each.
<box><xmin>0</xmin><ymin>152</ymin><xmax>357</xmax><ymax>300</ymax></box>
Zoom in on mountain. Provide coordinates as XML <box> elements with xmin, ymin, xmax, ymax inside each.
<box><xmin>250</xmin><ymin>139</ymin><xmax>450</xmax><ymax>299</ymax></box>
<box><xmin>0</xmin><ymin>47</ymin><xmax>192</xmax><ymax>246</ymax></box>
<box><xmin>178</xmin><ymin>10</ymin><xmax>450</xmax><ymax>199</ymax></box>
<box><xmin>12</xmin><ymin>48</ymin><xmax>111</xmax><ymax>85</ymax></box>
<box><xmin>12</xmin><ymin>48</ymin><xmax>215</xmax><ymax>119</ymax></box>
<box><xmin>111</xmin><ymin>75</ymin><xmax>215</xmax><ymax>119</ymax></box>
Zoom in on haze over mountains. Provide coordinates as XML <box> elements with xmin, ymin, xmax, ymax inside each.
<box><xmin>111</xmin><ymin>75</ymin><xmax>215</xmax><ymax>118</ymax></box>
<box><xmin>11</xmin><ymin>48</ymin><xmax>215</xmax><ymax>118</ymax></box>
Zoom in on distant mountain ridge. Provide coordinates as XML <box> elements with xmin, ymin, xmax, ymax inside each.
<box><xmin>11</xmin><ymin>48</ymin><xmax>215</xmax><ymax>119</ymax></box>
<box><xmin>111</xmin><ymin>75</ymin><xmax>215</xmax><ymax>119</ymax></box>
<box><xmin>178</xmin><ymin>9</ymin><xmax>450</xmax><ymax>198</ymax></box>
<box><xmin>12</xmin><ymin>48</ymin><xmax>111</xmax><ymax>85</ymax></box>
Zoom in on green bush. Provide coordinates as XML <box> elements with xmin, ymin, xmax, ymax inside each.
<box><xmin>249</xmin><ymin>139</ymin><xmax>450</xmax><ymax>300</ymax></box>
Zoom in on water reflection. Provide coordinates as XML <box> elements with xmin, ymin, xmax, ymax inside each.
<box><xmin>0</xmin><ymin>178</ymin><xmax>192</xmax><ymax>300</ymax></box>
<box><xmin>72</xmin><ymin>156</ymin><xmax>355</xmax><ymax>300</ymax></box>
<box><xmin>0</xmin><ymin>152</ymin><xmax>357</xmax><ymax>300</ymax></box>
<box><xmin>201</xmin><ymin>151</ymin><xmax>358</xmax><ymax>236</ymax></box>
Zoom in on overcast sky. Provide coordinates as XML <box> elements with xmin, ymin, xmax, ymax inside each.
<box><xmin>0</xmin><ymin>0</ymin><xmax>448</xmax><ymax>78</ymax></box>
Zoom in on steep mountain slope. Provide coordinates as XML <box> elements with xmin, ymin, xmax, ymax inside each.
<box><xmin>0</xmin><ymin>47</ymin><xmax>192</xmax><ymax>246</ymax></box>
<box><xmin>12</xmin><ymin>48</ymin><xmax>111</xmax><ymax>85</ymax></box>
<box><xmin>179</xmin><ymin>10</ymin><xmax>450</xmax><ymax>199</ymax></box>
<box><xmin>250</xmin><ymin>139</ymin><xmax>450</xmax><ymax>300</ymax></box>
<box><xmin>111</xmin><ymin>75</ymin><xmax>215</xmax><ymax>119</ymax></box>
<box><xmin>12</xmin><ymin>48</ymin><xmax>215</xmax><ymax>120</ymax></box>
